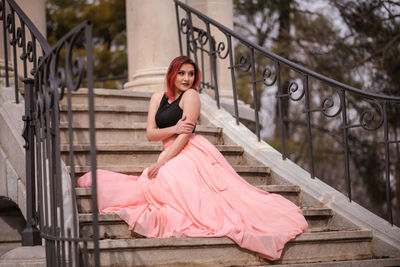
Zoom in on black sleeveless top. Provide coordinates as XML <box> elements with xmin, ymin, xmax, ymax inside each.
<box><xmin>155</xmin><ymin>93</ymin><xmax>196</xmax><ymax>133</ymax></box>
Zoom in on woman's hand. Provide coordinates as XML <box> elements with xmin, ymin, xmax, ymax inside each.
<box><xmin>174</xmin><ymin>115</ymin><xmax>195</xmax><ymax>134</ymax></box>
<box><xmin>147</xmin><ymin>162</ymin><xmax>164</xmax><ymax>179</ymax></box>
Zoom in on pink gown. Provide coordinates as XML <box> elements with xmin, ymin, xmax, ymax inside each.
<box><xmin>78</xmin><ymin>134</ymin><xmax>308</xmax><ymax>260</ymax></box>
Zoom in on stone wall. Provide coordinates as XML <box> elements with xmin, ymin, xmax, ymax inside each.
<box><xmin>0</xmin><ymin>87</ymin><xmax>26</xmax><ymax>219</ymax></box>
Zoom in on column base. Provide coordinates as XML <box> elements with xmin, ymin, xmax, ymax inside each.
<box><xmin>124</xmin><ymin>67</ymin><xmax>167</xmax><ymax>92</ymax></box>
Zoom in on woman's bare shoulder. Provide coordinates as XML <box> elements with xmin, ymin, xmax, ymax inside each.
<box><xmin>182</xmin><ymin>89</ymin><xmax>199</xmax><ymax>99</ymax></box>
<box><xmin>150</xmin><ymin>91</ymin><xmax>165</xmax><ymax>103</ymax></box>
<box><xmin>152</xmin><ymin>91</ymin><xmax>165</xmax><ymax>99</ymax></box>
<box><xmin>181</xmin><ymin>89</ymin><xmax>200</xmax><ymax>112</ymax></box>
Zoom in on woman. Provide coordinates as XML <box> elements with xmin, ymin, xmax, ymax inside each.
<box><xmin>78</xmin><ymin>56</ymin><xmax>308</xmax><ymax>260</ymax></box>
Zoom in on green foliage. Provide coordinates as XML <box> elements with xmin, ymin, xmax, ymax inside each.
<box><xmin>46</xmin><ymin>0</ymin><xmax>127</xmax><ymax>88</ymax></box>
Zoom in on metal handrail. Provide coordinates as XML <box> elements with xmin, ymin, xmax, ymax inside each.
<box><xmin>174</xmin><ymin>0</ymin><xmax>399</xmax><ymax>225</ymax></box>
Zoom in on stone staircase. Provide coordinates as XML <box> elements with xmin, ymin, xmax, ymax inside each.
<box><xmin>59</xmin><ymin>88</ymin><xmax>396</xmax><ymax>266</ymax></box>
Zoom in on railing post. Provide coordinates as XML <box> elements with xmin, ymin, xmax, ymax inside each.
<box><xmin>340</xmin><ymin>89</ymin><xmax>352</xmax><ymax>201</ymax></box>
<box><xmin>21</xmin><ymin>77</ymin><xmax>41</xmax><ymax>246</ymax></box>
<box><xmin>175</xmin><ymin>1</ymin><xmax>183</xmax><ymax>55</ymax></box>
<box><xmin>1</xmin><ymin>0</ymin><xmax>10</xmax><ymax>87</ymax></box>
<box><xmin>275</xmin><ymin>61</ymin><xmax>287</xmax><ymax>159</ymax></box>
<box><xmin>249</xmin><ymin>47</ymin><xmax>260</xmax><ymax>141</ymax></box>
<box><xmin>226</xmin><ymin>34</ymin><xmax>239</xmax><ymax>125</ymax></box>
<box><xmin>383</xmin><ymin>101</ymin><xmax>393</xmax><ymax>225</ymax></box>
<box><xmin>303</xmin><ymin>74</ymin><xmax>315</xmax><ymax>178</ymax></box>
<box><xmin>86</xmin><ymin>20</ymin><xmax>101</xmax><ymax>267</ymax></box>
<box><xmin>10</xmin><ymin>9</ymin><xmax>19</xmax><ymax>103</ymax></box>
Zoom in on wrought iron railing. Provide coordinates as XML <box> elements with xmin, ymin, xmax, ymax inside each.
<box><xmin>185</xmin><ymin>26</ymin><xmax>218</xmax><ymax>94</ymax></box>
<box><xmin>174</xmin><ymin>0</ymin><xmax>400</xmax><ymax>225</ymax></box>
<box><xmin>0</xmin><ymin>0</ymin><xmax>100</xmax><ymax>266</ymax></box>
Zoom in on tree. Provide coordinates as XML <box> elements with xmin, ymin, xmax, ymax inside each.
<box><xmin>46</xmin><ymin>0</ymin><xmax>127</xmax><ymax>88</ymax></box>
<box><xmin>330</xmin><ymin>0</ymin><xmax>400</xmax><ymax>225</ymax></box>
<box><xmin>233</xmin><ymin>0</ymin><xmax>400</xmax><ymax>225</ymax></box>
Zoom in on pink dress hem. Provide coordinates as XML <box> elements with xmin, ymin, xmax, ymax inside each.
<box><xmin>78</xmin><ymin>134</ymin><xmax>308</xmax><ymax>260</ymax></box>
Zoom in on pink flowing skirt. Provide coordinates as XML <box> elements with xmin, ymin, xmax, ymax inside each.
<box><xmin>78</xmin><ymin>134</ymin><xmax>308</xmax><ymax>260</ymax></box>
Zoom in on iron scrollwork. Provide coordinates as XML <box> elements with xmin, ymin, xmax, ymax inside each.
<box><xmin>260</xmin><ymin>66</ymin><xmax>277</xmax><ymax>87</ymax></box>
<box><xmin>216</xmin><ymin>40</ymin><xmax>229</xmax><ymax>59</ymax></box>
<box><xmin>179</xmin><ymin>17</ymin><xmax>190</xmax><ymax>34</ymax></box>
<box><xmin>232</xmin><ymin>55</ymin><xmax>277</xmax><ymax>87</ymax></box>
<box><xmin>231</xmin><ymin>55</ymin><xmax>251</xmax><ymax>72</ymax></box>
<box><xmin>287</xmin><ymin>81</ymin><xmax>304</xmax><ymax>101</ymax></box>
<box><xmin>6</xmin><ymin>12</ymin><xmax>13</xmax><ymax>35</ymax></box>
<box><xmin>16</xmin><ymin>26</ymin><xmax>23</xmax><ymax>49</ymax></box>
<box><xmin>304</xmin><ymin>88</ymin><xmax>342</xmax><ymax>118</ymax></box>
<box><xmin>276</xmin><ymin>77</ymin><xmax>305</xmax><ymax>102</ymax></box>
<box><xmin>66</xmin><ymin>51</ymin><xmax>85</xmax><ymax>92</ymax></box>
<box><xmin>26</xmin><ymin>41</ymin><xmax>34</xmax><ymax>62</ymax></box>
<box><xmin>21</xmin><ymin>114</ymin><xmax>30</xmax><ymax>148</ymax></box>
<box><xmin>35</xmin><ymin>25</ymin><xmax>87</xmax><ymax>109</ymax></box>
<box><xmin>198</xmin><ymin>28</ymin><xmax>209</xmax><ymax>46</ymax></box>
<box><xmin>187</xmin><ymin>25</ymin><xmax>213</xmax><ymax>55</ymax></box>
<box><xmin>344</xmin><ymin>99</ymin><xmax>384</xmax><ymax>131</ymax></box>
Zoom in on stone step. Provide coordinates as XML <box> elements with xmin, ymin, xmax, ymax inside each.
<box><xmin>57</xmin><ymin>91</ymin><xmax>211</xmax><ymax>128</ymax></box>
<box><xmin>78</xmin><ymin>206</ymin><xmax>333</xmax><ymax>240</ymax></box>
<box><xmin>0</xmin><ymin>241</ymin><xmax>21</xmax><ymax>258</ymax></box>
<box><xmin>0</xmin><ymin>77</ymin><xmax>16</xmax><ymax>86</ymax></box>
<box><xmin>257</xmin><ymin>184</ymin><xmax>301</xmax><ymax>206</ymax></box>
<box><xmin>59</xmin><ymin>88</ymin><xmax>152</xmax><ymax>106</ymax></box>
<box><xmin>268</xmin><ymin>257</ymin><xmax>400</xmax><ymax>267</ymax></box>
<box><xmin>60</xmin><ymin>143</ymin><xmax>246</xmax><ymax>166</ymax></box>
<box><xmin>70</xmin><ymin>164</ymin><xmax>271</xmax><ymax>186</ymax></box>
<box><xmin>301</xmin><ymin>207</ymin><xmax>335</xmax><ymax>232</ymax></box>
<box><xmin>75</xmin><ymin>183</ymin><xmax>298</xmax><ymax>216</ymax></box>
<box><xmin>59</xmin><ymin>122</ymin><xmax>224</xmax><ymax>145</ymax></box>
<box><xmin>59</xmin><ymin>104</ymin><xmax>149</xmax><ymax>128</ymax></box>
<box><xmin>80</xmin><ymin>230</ymin><xmax>372</xmax><ymax>266</ymax></box>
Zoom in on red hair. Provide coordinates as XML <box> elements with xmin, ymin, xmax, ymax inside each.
<box><xmin>165</xmin><ymin>56</ymin><xmax>201</xmax><ymax>99</ymax></box>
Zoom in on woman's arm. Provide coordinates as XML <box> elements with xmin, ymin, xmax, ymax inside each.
<box><xmin>146</xmin><ymin>92</ymin><xmax>195</xmax><ymax>141</ymax></box>
<box><xmin>147</xmin><ymin>89</ymin><xmax>200</xmax><ymax>179</ymax></box>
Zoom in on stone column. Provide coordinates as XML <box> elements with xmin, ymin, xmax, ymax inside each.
<box><xmin>124</xmin><ymin>0</ymin><xmax>179</xmax><ymax>92</ymax></box>
<box><xmin>185</xmin><ymin>0</ymin><xmax>234</xmax><ymax>100</ymax></box>
<box><xmin>0</xmin><ymin>0</ymin><xmax>46</xmax><ymax>79</ymax></box>
<box><xmin>124</xmin><ymin>0</ymin><xmax>234</xmax><ymax>97</ymax></box>
<box><xmin>15</xmin><ymin>0</ymin><xmax>46</xmax><ymax>37</ymax></box>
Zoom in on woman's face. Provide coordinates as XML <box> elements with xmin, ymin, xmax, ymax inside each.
<box><xmin>174</xmin><ymin>63</ymin><xmax>195</xmax><ymax>94</ymax></box>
